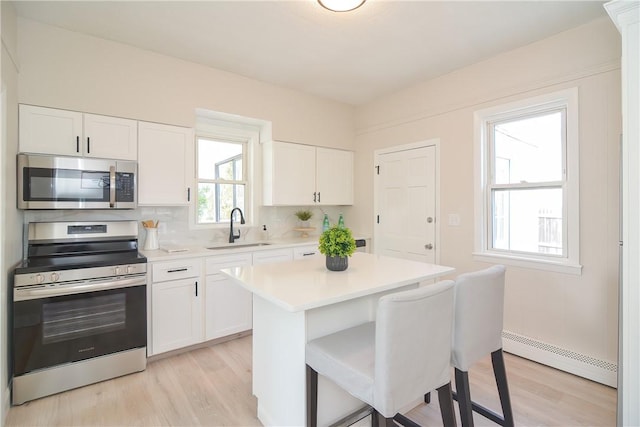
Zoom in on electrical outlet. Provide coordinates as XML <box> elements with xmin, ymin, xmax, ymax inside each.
<box><xmin>448</xmin><ymin>214</ymin><xmax>461</xmax><ymax>226</ymax></box>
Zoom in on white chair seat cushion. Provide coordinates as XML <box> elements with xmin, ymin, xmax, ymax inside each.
<box><xmin>306</xmin><ymin>322</ymin><xmax>376</xmax><ymax>406</ymax></box>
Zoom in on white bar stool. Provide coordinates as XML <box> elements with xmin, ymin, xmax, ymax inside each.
<box><xmin>306</xmin><ymin>281</ymin><xmax>457</xmax><ymax>427</ymax></box>
<box><xmin>451</xmin><ymin>265</ymin><xmax>514</xmax><ymax>427</ymax></box>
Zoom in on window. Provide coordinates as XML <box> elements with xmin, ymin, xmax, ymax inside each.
<box><xmin>196</xmin><ymin>137</ymin><xmax>247</xmax><ymax>224</ymax></box>
<box><xmin>190</xmin><ymin>109</ymin><xmax>269</xmax><ymax>229</ymax></box>
<box><xmin>474</xmin><ymin>88</ymin><xmax>581</xmax><ymax>274</ymax></box>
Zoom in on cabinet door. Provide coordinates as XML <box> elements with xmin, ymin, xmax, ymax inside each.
<box><xmin>265</xmin><ymin>141</ymin><xmax>316</xmax><ymax>205</ymax></box>
<box><xmin>151</xmin><ymin>278</ymin><xmax>203</xmax><ymax>355</ymax></box>
<box><xmin>205</xmin><ymin>253</ymin><xmax>253</xmax><ymax>340</ymax></box>
<box><xmin>19</xmin><ymin>105</ymin><xmax>83</xmax><ymax>156</ymax></box>
<box><xmin>316</xmin><ymin>147</ymin><xmax>354</xmax><ymax>205</ymax></box>
<box><xmin>83</xmin><ymin>113</ymin><xmax>138</xmax><ymax>160</ymax></box>
<box><xmin>206</xmin><ymin>274</ymin><xmax>253</xmax><ymax>340</ymax></box>
<box><xmin>138</xmin><ymin>121</ymin><xmax>194</xmax><ymax>206</ymax></box>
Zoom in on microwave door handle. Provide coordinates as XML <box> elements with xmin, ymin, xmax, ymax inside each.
<box><xmin>109</xmin><ymin>165</ymin><xmax>116</xmax><ymax>208</ymax></box>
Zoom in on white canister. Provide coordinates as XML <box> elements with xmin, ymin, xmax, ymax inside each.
<box><xmin>144</xmin><ymin>228</ymin><xmax>159</xmax><ymax>250</ymax></box>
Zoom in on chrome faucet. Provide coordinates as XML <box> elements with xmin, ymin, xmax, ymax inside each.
<box><xmin>229</xmin><ymin>207</ymin><xmax>245</xmax><ymax>243</ymax></box>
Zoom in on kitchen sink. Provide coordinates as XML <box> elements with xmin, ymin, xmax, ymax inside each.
<box><xmin>206</xmin><ymin>243</ymin><xmax>272</xmax><ymax>250</ymax></box>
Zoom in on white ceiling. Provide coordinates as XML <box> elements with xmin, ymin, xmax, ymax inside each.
<box><xmin>12</xmin><ymin>0</ymin><xmax>608</xmax><ymax>106</ymax></box>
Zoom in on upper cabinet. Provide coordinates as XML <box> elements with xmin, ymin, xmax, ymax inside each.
<box><xmin>263</xmin><ymin>141</ymin><xmax>353</xmax><ymax>206</ymax></box>
<box><xmin>138</xmin><ymin>121</ymin><xmax>194</xmax><ymax>206</ymax></box>
<box><xmin>19</xmin><ymin>104</ymin><xmax>137</xmax><ymax>160</ymax></box>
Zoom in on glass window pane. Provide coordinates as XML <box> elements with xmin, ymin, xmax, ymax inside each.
<box><xmin>197</xmin><ymin>183</ymin><xmax>245</xmax><ymax>224</ymax></box>
<box><xmin>493</xmin><ymin>111</ymin><xmax>563</xmax><ymax>184</ymax></box>
<box><xmin>492</xmin><ymin>188</ymin><xmax>563</xmax><ymax>255</ymax></box>
<box><xmin>198</xmin><ymin>138</ymin><xmax>243</xmax><ymax>180</ymax></box>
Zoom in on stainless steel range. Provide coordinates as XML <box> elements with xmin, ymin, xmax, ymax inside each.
<box><xmin>12</xmin><ymin>221</ymin><xmax>147</xmax><ymax>405</ymax></box>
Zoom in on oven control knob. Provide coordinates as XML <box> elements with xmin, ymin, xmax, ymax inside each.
<box><xmin>126</xmin><ymin>265</ymin><xmax>133</xmax><ymax>274</ymax></box>
<box><xmin>115</xmin><ymin>266</ymin><xmax>121</xmax><ymax>276</ymax></box>
<box><xmin>35</xmin><ymin>274</ymin><xmax>45</xmax><ymax>284</ymax></box>
<box><xmin>50</xmin><ymin>272</ymin><xmax>60</xmax><ymax>282</ymax></box>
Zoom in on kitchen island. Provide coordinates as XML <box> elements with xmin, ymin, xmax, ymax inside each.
<box><xmin>221</xmin><ymin>252</ymin><xmax>455</xmax><ymax>426</ymax></box>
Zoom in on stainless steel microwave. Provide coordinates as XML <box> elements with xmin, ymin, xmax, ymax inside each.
<box><xmin>17</xmin><ymin>153</ymin><xmax>137</xmax><ymax>209</ymax></box>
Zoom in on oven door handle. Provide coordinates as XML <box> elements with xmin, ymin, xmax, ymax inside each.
<box><xmin>109</xmin><ymin>165</ymin><xmax>116</xmax><ymax>208</ymax></box>
<box><xmin>14</xmin><ymin>275</ymin><xmax>146</xmax><ymax>301</ymax></box>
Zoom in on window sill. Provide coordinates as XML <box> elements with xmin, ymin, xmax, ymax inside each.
<box><xmin>472</xmin><ymin>252</ymin><xmax>583</xmax><ymax>275</ymax></box>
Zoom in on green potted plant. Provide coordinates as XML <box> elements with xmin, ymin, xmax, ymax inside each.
<box><xmin>318</xmin><ymin>225</ymin><xmax>356</xmax><ymax>271</ymax></box>
<box><xmin>294</xmin><ymin>209</ymin><xmax>313</xmax><ymax>227</ymax></box>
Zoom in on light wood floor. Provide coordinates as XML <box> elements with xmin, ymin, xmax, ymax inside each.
<box><xmin>6</xmin><ymin>335</ymin><xmax>616</xmax><ymax>426</ymax></box>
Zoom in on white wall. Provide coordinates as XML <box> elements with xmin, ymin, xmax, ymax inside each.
<box><xmin>353</xmin><ymin>17</ymin><xmax>622</xmax><ymax>378</ymax></box>
<box><xmin>16</xmin><ymin>18</ymin><xmax>355</xmax><ymax>150</ymax></box>
<box><xmin>1</xmin><ymin>1</ymin><xmax>22</xmax><ymax>422</ymax></box>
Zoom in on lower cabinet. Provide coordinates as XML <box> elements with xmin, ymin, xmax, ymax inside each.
<box><xmin>205</xmin><ymin>253</ymin><xmax>253</xmax><ymax>340</ymax></box>
<box><xmin>149</xmin><ymin>246</ymin><xmax>303</xmax><ymax>355</ymax></box>
<box><xmin>150</xmin><ymin>258</ymin><xmax>203</xmax><ymax>355</ymax></box>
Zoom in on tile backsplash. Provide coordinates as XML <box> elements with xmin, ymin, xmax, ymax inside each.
<box><xmin>22</xmin><ymin>205</ymin><xmax>352</xmax><ymax>249</ymax></box>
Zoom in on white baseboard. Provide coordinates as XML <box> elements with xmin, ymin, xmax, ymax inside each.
<box><xmin>502</xmin><ymin>330</ymin><xmax>617</xmax><ymax>388</ymax></box>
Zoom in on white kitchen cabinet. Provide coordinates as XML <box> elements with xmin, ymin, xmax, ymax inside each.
<box><xmin>205</xmin><ymin>253</ymin><xmax>253</xmax><ymax>340</ymax></box>
<box><xmin>263</xmin><ymin>141</ymin><xmax>353</xmax><ymax>206</ymax></box>
<box><xmin>150</xmin><ymin>258</ymin><xmax>203</xmax><ymax>355</ymax></box>
<box><xmin>253</xmin><ymin>247</ymin><xmax>294</xmax><ymax>265</ymax></box>
<box><xmin>138</xmin><ymin>121</ymin><xmax>194</xmax><ymax>206</ymax></box>
<box><xmin>293</xmin><ymin>244</ymin><xmax>321</xmax><ymax>260</ymax></box>
<box><xmin>19</xmin><ymin>104</ymin><xmax>137</xmax><ymax>160</ymax></box>
<box><xmin>315</xmin><ymin>147</ymin><xmax>354</xmax><ymax>205</ymax></box>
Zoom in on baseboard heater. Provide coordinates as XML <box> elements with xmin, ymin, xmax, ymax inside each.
<box><xmin>502</xmin><ymin>330</ymin><xmax>617</xmax><ymax>388</ymax></box>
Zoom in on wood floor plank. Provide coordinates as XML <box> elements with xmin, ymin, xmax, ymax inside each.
<box><xmin>6</xmin><ymin>337</ymin><xmax>615</xmax><ymax>426</ymax></box>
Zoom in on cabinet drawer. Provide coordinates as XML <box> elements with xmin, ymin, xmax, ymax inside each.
<box><xmin>293</xmin><ymin>245</ymin><xmax>320</xmax><ymax>260</ymax></box>
<box><xmin>152</xmin><ymin>258</ymin><xmax>201</xmax><ymax>282</ymax></box>
<box><xmin>252</xmin><ymin>248</ymin><xmax>293</xmax><ymax>265</ymax></box>
<box><xmin>205</xmin><ymin>253</ymin><xmax>252</xmax><ymax>274</ymax></box>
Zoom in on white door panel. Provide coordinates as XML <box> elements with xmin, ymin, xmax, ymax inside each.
<box><xmin>376</xmin><ymin>145</ymin><xmax>437</xmax><ymax>264</ymax></box>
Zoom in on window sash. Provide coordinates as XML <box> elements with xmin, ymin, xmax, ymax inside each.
<box><xmin>196</xmin><ymin>137</ymin><xmax>248</xmax><ymax>225</ymax></box>
<box><xmin>485</xmin><ymin>106</ymin><xmax>568</xmax><ymax>259</ymax></box>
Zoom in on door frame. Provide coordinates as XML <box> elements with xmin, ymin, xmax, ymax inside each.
<box><xmin>373</xmin><ymin>138</ymin><xmax>441</xmax><ymax>264</ymax></box>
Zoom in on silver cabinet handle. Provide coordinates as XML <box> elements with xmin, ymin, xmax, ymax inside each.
<box><xmin>425</xmin><ymin>244</ymin><xmax>433</xmax><ymax>250</ymax></box>
<box><xmin>109</xmin><ymin>165</ymin><xmax>116</xmax><ymax>208</ymax></box>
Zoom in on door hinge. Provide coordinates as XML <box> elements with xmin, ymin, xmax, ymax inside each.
<box><xmin>377</xmin><ymin>215</ymin><xmax>380</xmax><ymax>224</ymax></box>
<box><xmin>375</xmin><ymin>165</ymin><xmax>380</xmax><ymax>175</ymax></box>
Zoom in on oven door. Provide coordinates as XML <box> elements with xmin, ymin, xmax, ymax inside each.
<box><xmin>13</xmin><ymin>278</ymin><xmax>146</xmax><ymax>377</ymax></box>
<box><xmin>17</xmin><ymin>153</ymin><xmax>136</xmax><ymax>209</ymax></box>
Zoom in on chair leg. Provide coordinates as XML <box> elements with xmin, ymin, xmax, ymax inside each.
<box><xmin>306</xmin><ymin>365</ymin><xmax>318</xmax><ymax>427</ymax></box>
<box><xmin>455</xmin><ymin>368</ymin><xmax>474</xmax><ymax>427</ymax></box>
<box><xmin>491</xmin><ymin>349</ymin><xmax>515</xmax><ymax>427</ymax></box>
<box><xmin>371</xmin><ymin>410</ymin><xmax>396</xmax><ymax>427</ymax></box>
<box><xmin>436</xmin><ymin>382</ymin><xmax>458</xmax><ymax>427</ymax></box>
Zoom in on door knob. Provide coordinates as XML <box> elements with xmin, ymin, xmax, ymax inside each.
<box><xmin>427</xmin><ymin>217</ymin><xmax>433</xmax><ymax>223</ymax></box>
<box><xmin>425</xmin><ymin>243</ymin><xmax>433</xmax><ymax>250</ymax></box>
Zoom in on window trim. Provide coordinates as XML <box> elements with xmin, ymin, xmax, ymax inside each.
<box><xmin>473</xmin><ymin>88</ymin><xmax>582</xmax><ymax>275</ymax></box>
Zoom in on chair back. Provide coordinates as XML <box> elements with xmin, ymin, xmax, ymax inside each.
<box><xmin>374</xmin><ymin>280</ymin><xmax>455</xmax><ymax>417</ymax></box>
<box><xmin>451</xmin><ymin>265</ymin><xmax>506</xmax><ymax>371</ymax></box>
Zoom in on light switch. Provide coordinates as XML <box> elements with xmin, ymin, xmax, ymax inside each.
<box><xmin>448</xmin><ymin>213</ymin><xmax>461</xmax><ymax>226</ymax></box>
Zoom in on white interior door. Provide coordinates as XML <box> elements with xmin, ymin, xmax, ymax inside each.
<box><xmin>375</xmin><ymin>144</ymin><xmax>437</xmax><ymax>263</ymax></box>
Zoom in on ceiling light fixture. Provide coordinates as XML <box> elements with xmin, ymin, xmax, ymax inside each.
<box><xmin>317</xmin><ymin>0</ymin><xmax>366</xmax><ymax>12</ymax></box>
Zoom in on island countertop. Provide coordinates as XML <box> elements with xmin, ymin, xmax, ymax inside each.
<box><xmin>220</xmin><ymin>252</ymin><xmax>455</xmax><ymax>312</ymax></box>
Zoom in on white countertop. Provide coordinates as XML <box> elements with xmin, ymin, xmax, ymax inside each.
<box><xmin>140</xmin><ymin>238</ymin><xmax>319</xmax><ymax>262</ymax></box>
<box><xmin>139</xmin><ymin>235</ymin><xmax>370</xmax><ymax>262</ymax></box>
<box><xmin>220</xmin><ymin>252</ymin><xmax>455</xmax><ymax>312</ymax></box>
